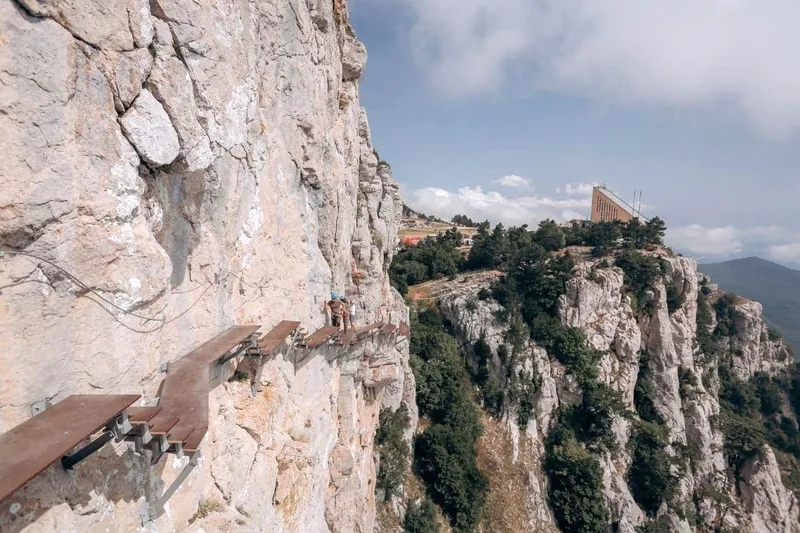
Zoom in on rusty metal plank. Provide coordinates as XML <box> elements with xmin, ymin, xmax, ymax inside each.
<box><xmin>303</xmin><ymin>326</ymin><xmax>340</xmax><ymax>348</ymax></box>
<box><xmin>182</xmin><ymin>426</ymin><xmax>209</xmax><ymax>453</ymax></box>
<box><xmin>258</xmin><ymin>321</ymin><xmax>301</xmax><ymax>355</ymax></box>
<box><xmin>157</xmin><ymin>362</ymin><xmax>208</xmax><ymax>442</ymax></box>
<box><xmin>356</xmin><ymin>322</ymin><xmax>383</xmax><ymax>335</ymax></box>
<box><xmin>398</xmin><ymin>322</ymin><xmax>410</xmax><ymax>336</ymax></box>
<box><xmin>338</xmin><ymin>330</ymin><xmax>356</xmax><ymax>345</ymax></box>
<box><xmin>148</xmin><ymin>413</ymin><xmax>180</xmax><ymax>436</ymax></box>
<box><xmin>0</xmin><ymin>394</ymin><xmax>140</xmax><ymax>502</ymax></box>
<box><xmin>185</xmin><ymin>325</ymin><xmax>261</xmax><ymax>366</ymax></box>
<box><xmin>261</xmin><ymin>321</ymin><xmax>301</xmax><ymax>341</ymax></box>
<box><xmin>167</xmin><ymin>425</ymin><xmax>194</xmax><ymax>444</ymax></box>
<box><xmin>127</xmin><ymin>406</ymin><xmax>162</xmax><ymax>424</ymax></box>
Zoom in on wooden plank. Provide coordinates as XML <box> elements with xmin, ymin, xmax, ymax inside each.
<box><xmin>148</xmin><ymin>413</ymin><xmax>180</xmax><ymax>436</ymax></box>
<box><xmin>261</xmin><ymin>321</ymin><xmax>301</xmax><ymax>341</ymax></box>
<box><xmin>157</xmin><ymin>362</ymin><xmax>208</xmax><ymax>442</ymax></box>
<box><xmin>167</xmin><ymin>425</ymin><xmax>194</xmax><ymax>444</ymax></box>
<box><xmin>356</xmin><ymin>322</ymin><xmax>383</xmax><ymax>335</ymax></box>
<box><xmin>303</xmin><ymin>326</ymin><xmax>340</xmax><ymax>348</ymax></box>
<box><xmin>338</xmin><ymin>330</ymin><xmax>356</xmax><ymax>346</ymax></box>
<box><xmin>0</xmin><ymin>394</ymin><xmax>140</xmax><ymax>502</ymax></box>
<box><xmin>258</xmin><ymin>320</ymin><xmax>301</xmax><ymax>355</ymax></box>
<box><xmin>398</xmin><ymin>322</ymin><xmax>410</xmax><ymax>336</ymax></box>
<box><xmin>381</xmin><ymin>324</ymin><xmax>397</xmax><ymax>334</ymax></box>
<box><xmin>182</xmin><ymin>426</ymin><xmax>209</xmax><ymax>453</ymax></box>
<box><xmin>185</xmin><ymin>325</ymin><xmax>261</xmax><ymax>366</ymax></box>
<box><xmin>127</xmin><ymin>406</ymin><xmax>162</xmax><ymax>424</ymax></box>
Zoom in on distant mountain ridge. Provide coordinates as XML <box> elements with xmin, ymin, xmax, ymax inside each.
<box><xmin>700</xmin><ymin>257</ymin><xmax>800</xmax><ymax>351</ymax></box>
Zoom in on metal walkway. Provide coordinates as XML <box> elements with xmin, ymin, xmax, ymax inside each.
<box><xmin>0</xmin><ymin>318</ymin><xmax>409</xmax><ymax>513</ymax></box>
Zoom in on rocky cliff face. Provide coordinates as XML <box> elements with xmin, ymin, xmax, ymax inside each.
<box><xmin>440</xmin><ymin>252</ymin><xmax>799</xmax><ymax>533</ymax></box>
<box><xmin>0</xmin><ymin>0</ymin><xmax>413</xmax><ymax>531</ymax></box>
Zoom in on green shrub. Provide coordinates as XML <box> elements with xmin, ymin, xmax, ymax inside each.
<box><xmin>497</xmin><ymin>344</ymin><xmax>509</xmax><ymax>363</ymax></box>
<box><xmin>544</xmin><ymin>424</ymin><xmax>610</xmax><ymax>533</ymax></box>
<box><xmin>572</xmin><ymin>382</ymin><xmax>628</xmax><ymax>452</ymax></box>
<box><xmin>628</xmin><ymin>421</ymin><xmax>677</xmax><ymax>516</ymax></box>
<box><xmin>508</xmin><ymin>370</ymin><xmax>540</xmax><ymax>428</ymax></box>
<box><xmin>719</xmin><ymin>365</ymin><xmax>760</xmax><ymax>416</ymax></box>
<box><xmin>375</xmin><ymin>404</ymin><xmax>410</xmax><ymax>501</ymax></box>
<box><xmin>416</xmin><ymin>425</ymin><xmax>488</xmax><ymax>532</ymax></box>
<box><xmin>533</xmin><ymin>315</ymin><xmax>600</xmax><ymax>386</ymax></box>
<box><xmin>713</xmin><ymin>293</ymin><xmax>738</xmax><ymax>337</ymax></box>
<box><xmin>404</xmin><ymin>499</ymin><xmax>440</xmax><ymax>533</ymax></box>
<box><xmin>616</xmin><ymin>251</ymin><xmax>663</xmax><ymax>316</ymax></box>
<box><xmin>477</xmin><ymin>287</ymin><xmax>491</xmax><ymax>300</ymax></box>
<box><xmin>390</xmin><ymin>228</ymin><xmax>465</xmax><ymax>294</ymax></box>
<box><xmin>721</xmin><ymin>411</ymin><xmax>765</xmax><ymax>473</ymax></box>
<box><xmin>586</xmin><ymin>221</ymin><xmax>622</xmax><ymax>250</ymax></box>
<box><xmin>465</xmin><ymin>297</ymin><xmax>478</xmax><ymax>312</ymax></box>
<box><xmin>666</xmin><ymin>281</ymin><xmax>685</xmax><ymax>314</ymax></box>
<box><xmin>752</xmin><ymin>373</ymin><xmax>783</xmax><ymax>416</ymax></box>
<box><xmin>768</xmin><ymin>327</ymin><xmax>783</xmax><ymax>341</ymax></box>
<box><xmin>534</xmin><ymin>219</ymin><xmax>566</xmax><ymax>252</ymax></box>
<box><xmin>634</xmin><ymin>351</ymin><xmax>665</xmax><ymax>425</ymax></box>
<box><xmin>409</xmin><ymin>310</ymin><xmax>487</xmax><ymax>532</ymax></box>
<box><xmin>678</xmin><ymin>366</ymin><xmax>698</xmax><ymax>400</ymax></box>
<box><xmin>636</xmin><ymin>517</ymin><xmax>673</xmax><ymax>533</ymax></box>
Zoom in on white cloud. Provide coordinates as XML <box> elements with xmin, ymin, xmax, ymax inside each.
<box><xmin>495</xmin><ymin>175</ymin><xmax>530</xmax><ymax>188</ymax></box>
<box><xmin>767</xmin><ymin>243</ymin><xmax>800</xmax><ymax>266</ymax></box>
<box><xmin>391</xmin><ymin>0</ymin><xmax>800</xmax><ymax>136</ymax></box>
<box><xmin>407</xmin><ymin>185</ymin><xmax>591</xmax><ymax>226</ymax></box>
<box><xmin>668</xmin><ymin>225</ymin><xmax>743</xmax><ymax>257</ymax></box>
<box><xmin>565</xmin><ymin>182</ymin><xmax>596</xmax><ymax>196</ymax></box>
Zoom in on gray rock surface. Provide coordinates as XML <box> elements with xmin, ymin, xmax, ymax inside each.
<box><xmin>119</xmin><ymin>89</ymin><xmax>181</xmax><ymax>167</ymax></box>
<box><xmin>0</xmin><ymin>0</ymin><xmax>410</xmax><ymax>531</ymax></box>
<box><xmin>440</xmin><ymin>251</ymin><xmax>799</xmax><ymax>533</ymax></box>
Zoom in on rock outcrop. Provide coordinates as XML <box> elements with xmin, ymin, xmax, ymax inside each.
<box><xmin>440</xmin><ymin>252</ymin><xmax>800</xmax><ymax>533</ymax></box>
<box><xmin>0</xmin><ymin>0</ymin><xmax>412</xmax><ymax>531</ymax></box>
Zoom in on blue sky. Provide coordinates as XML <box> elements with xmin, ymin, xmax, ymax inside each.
<box><xmin>349</xmin><ymin>0</ymin><xmax>800</xmax><ymax>268</ymax></box>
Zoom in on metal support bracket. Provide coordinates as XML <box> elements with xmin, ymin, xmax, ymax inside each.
<box><xmin>61</xmin><ymin>431</ymin><xmax>114</xmax><ymax>470</ymax></box>
<box><xmin>61</xmin><ymin>412</ymin><xmax>132</xmax><ymax>470</ymax></box>
<box><xmin>138</xmin><ymin>451</ymin><xmax>201</xmax><ymax>522</ymax></box>
<box><xmin>150</xmin><ymin>434</ymin><xmax>169</xmax><ymax>465</ymax></box>
<box><xmin>287</xmin><ymin>327</ymin><xmax>304</xmax><ymax>375</ymax></box>
<box><xmin>31</xmin><ymin>399</ymin><xmax>53</xmax><ymax>417</ymax></box>
<box><xmin>218</xmin><ymin>334</ymin><xmax>259</xmax><ymax>365</ymax></box>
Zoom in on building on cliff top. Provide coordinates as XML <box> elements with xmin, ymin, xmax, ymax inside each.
<box><xmin>590</xmin><ymin>185</ymin><xmax>648</xmax><ymax>223</ymax></box>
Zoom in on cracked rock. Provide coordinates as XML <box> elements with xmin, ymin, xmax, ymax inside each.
<box><xmin>119</xmin><ymin>89</ymin><xmax>180</xmax><ymax>167</ymax></box>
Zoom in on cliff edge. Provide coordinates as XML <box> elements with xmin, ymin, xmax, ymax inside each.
<box><xmin>0</xmin><ymin>0</ymin><xmax>413</xmax><ymax>531</ymax></box>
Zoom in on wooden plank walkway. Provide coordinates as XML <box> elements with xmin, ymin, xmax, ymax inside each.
<box><xmin>357</xmin><ymin>322</ymin><xmax>383</xmax><ymax>335</ymax></box>
<box><xmin>151</xmin><ymin>326</ymin><xmax>261</xmax><ymax>450</ymax></box>
<box><xmin>186</xmin><ymin>326</ymin><xmax>261</xmax><ymax>365</ymax></box>
<box><xmin>303</xmin><ymin>326</ymin><xmax>340</xmax><ymax>348</ymax></box>
<box><xmin>258</xmin><ymin>320</ymin><xmax>301</xmax><ymax>354</ymax></box>
<box><xmin>127</xmin><ymin>406</ymin><xmax>162</xmax><ymax>424</ymax></box>
<box><xmin>0</xmin><ymin>394</ymin><xmax>140</xmax><ymax>502</ymax></box>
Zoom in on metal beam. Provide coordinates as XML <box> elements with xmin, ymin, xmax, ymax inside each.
<box><xmin>61</xmin><ymin>431</ymin><xmax>114</xmax><ymax>470</ymax></box>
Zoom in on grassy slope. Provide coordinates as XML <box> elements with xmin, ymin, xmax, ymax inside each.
<box><xmin>700</xmin><ymin>257</ymin><xmax>800</xmax><ymax>351</ymax></box>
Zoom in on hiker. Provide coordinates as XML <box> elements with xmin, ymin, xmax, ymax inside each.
<box><xmin>347</xmin><ymin>298</ymin><xmax>357</xmax><ymax>328</ymax></box>
<box><xmin>327</xmin><ymin>293</ymin><xmax>344</xmax><ymax>330</ymax></box>
<box><xmin>340</xmin><ymin>297</ymin><xmax>350</xmax><ymax>333</ymax></box>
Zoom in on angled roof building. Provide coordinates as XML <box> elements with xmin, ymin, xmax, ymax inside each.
<box><xmin>590</xmin><ymin>186</ymin><xmax>647</xmax><ymax>223</ymax></box>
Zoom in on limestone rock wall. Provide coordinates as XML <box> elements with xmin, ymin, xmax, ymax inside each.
<box><xmin>440</xmin><ymin>254</ymin><xmax>799</xmax><ymax>533</ymax></box>
<box><xmin>0</xmin><ymin>0</ymin><xmax>410</xmax><ymax>531</ymax></box>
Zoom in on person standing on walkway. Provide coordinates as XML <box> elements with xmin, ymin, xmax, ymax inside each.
<box><xmin>348</xmin><ymin>299</ymin><xmax>357</xmax><ymax>329</ymax></box>
<box><xmin>340</xmin><ymin>297</ymin><xmax>350</xmax><ymax>333</ymax></box>
<box><xmin>327</xmin><ymin>293</ymin><xmax>344</xmax><ymax>330</ymax></box>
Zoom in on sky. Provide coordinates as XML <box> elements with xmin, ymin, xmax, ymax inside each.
<box><xmin>349</xmin><ymin>0</ymin><xmax>800</xmax><ymax>268</ymax></box>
